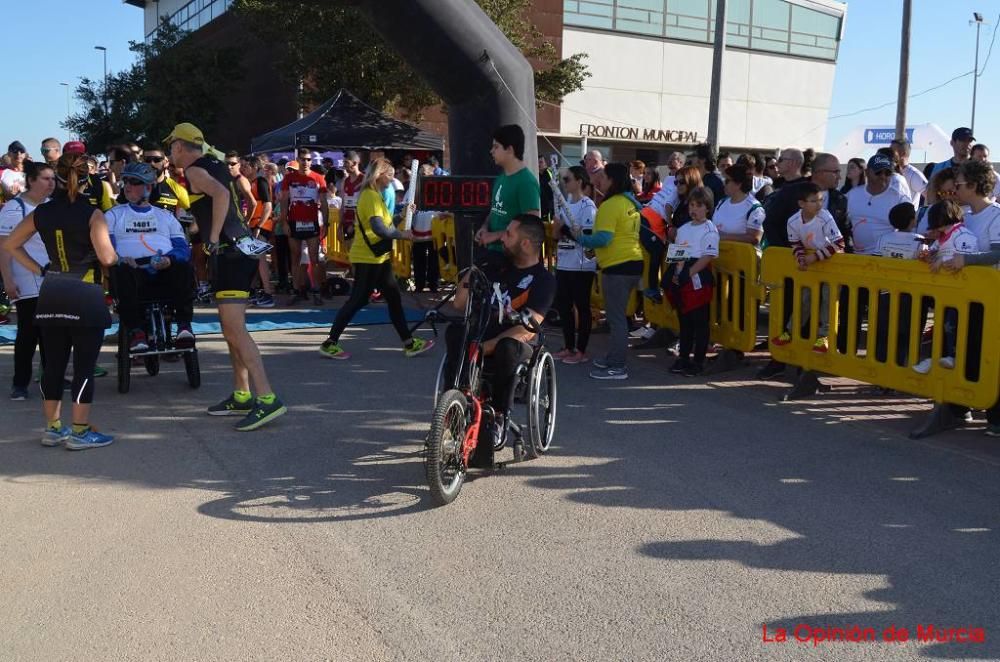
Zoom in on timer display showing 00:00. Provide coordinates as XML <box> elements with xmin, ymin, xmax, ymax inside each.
<box><xmin>419</xmin><ymin>177</ymin><xmax>493</xmax><ymax>212</ymax></box>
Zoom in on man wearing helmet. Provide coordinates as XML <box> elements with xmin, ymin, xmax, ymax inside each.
<box><xmin>105</xmin><ymin>162</ymin><xmax>196</xmax><ymax>353</ymax></box>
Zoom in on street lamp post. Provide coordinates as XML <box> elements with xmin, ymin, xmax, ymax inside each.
<box><xmin>59</xmin><ymin>82</ymin><xmax>71</xmax><ymax>140</ymax></box>
<box><xmin>94</xmin><ymin>45</ymin><xmax>108</xmax><ymax>116</ymax></box>
<box><xmin>971</xmin><ymin>12</ymin><xmax>985</xmax><ymax>134</ymax></box>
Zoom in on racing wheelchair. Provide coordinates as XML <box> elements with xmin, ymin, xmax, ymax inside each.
<box><xmin>110</xmin><ymin>262</ymin><xmax>201</xmax><ymax>394</ymax></box>
<box><xmin>421</xmin><ymin>266</ymin><xmax>557</xmax><ymax>506</ymax></box>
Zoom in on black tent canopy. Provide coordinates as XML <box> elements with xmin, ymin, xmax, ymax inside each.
<box><xmin>250</xmin><ymin>88</ymin><xmax>444</xmax><ymax>154</ymax></box>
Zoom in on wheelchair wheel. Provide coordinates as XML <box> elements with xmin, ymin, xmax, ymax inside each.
<box><xmin>425</xmin><ymin>389</ymin><xmax>469</xmax><ymax>506</ymax></box>
<box><xmin>527</xmin><ymin>351</ymin><xmax>557</xmax><ymax>457</ymax></box>
<box><xmin>116</xmin><ymin>333</ymin><xmax>131</xmax><ymax>394</ymax></box>
<box><xmin>144</xmin><ymin>355</ymin><xmax>160</xmax><ymax>376</ymax></box>
<box><xmin>184</xmin><ymin>350</ymin><xmax>201</xmax><ymax>389</ymax></box>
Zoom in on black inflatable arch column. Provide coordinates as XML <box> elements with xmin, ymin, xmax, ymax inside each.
<box><xmin>352</xmin><ymin>0</ymin><xmax>539</xmax><ymax>176</ymax></box>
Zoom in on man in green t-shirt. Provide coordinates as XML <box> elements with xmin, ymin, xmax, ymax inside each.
<box><xmin>475</xmin><ymin>124</ymin><xmax>541</xmax><ymax>253</ymax></box>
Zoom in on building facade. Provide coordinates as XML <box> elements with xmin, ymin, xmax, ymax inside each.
<box><xmin>127</xmin><ymin>0</ymin><xmax>845</xmax><ymax>167</ymax></box>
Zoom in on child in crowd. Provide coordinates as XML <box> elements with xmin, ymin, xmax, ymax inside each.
<box><xmin>411</xmin><ymin>210</ymin><xmax>440</xmax><ymax>292</ymax></box>
<box><xmin>912</xmin><ymin>200</ymin><xmax>980</xmax><ymax>374</ymax></box>
<box><xmin>666</xmin><ymin>186</ymin><xmax>719</xmax><ymax>377</ymax></box>
<box><xmin>773</xmin><ymin>182</ymin><xmax>845</xmax><ymax>353</ymax></box>
<box><xmin>876</xmin><ymin>202</ymin><xmax>921</xmax><ymax>259</ymax></box>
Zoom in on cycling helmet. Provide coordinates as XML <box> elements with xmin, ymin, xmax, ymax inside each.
<box><xmin>121</xmin><ymin>161</ymin><xmax>157</xmax><ymax>185</ymax></box>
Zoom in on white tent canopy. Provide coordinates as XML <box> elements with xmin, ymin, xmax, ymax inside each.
<box><xmin>830</xmin><ymin>123</ymin><xmax>952</xmax><ymax>165</ymax></box>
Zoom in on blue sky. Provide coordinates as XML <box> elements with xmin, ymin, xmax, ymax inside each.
<box><xmin>5</xmin><ymin>1</ymin><xmax>1000</xmax><ymax>158</ymax></box>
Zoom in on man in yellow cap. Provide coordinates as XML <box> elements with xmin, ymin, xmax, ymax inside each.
<box><xmin>165</xmin><ymin>122</ymin><xmax>286</xmax><ymax>431</ymax></box>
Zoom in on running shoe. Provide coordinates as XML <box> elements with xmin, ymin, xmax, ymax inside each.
<box><xmin>589</xmin><ymin>366</ymin><xmax>629</xmax><ymax>380</ymax></box>
<box><xmin>912</xmin><ymin>358</ymin><xmax>933</xmax><ymax>375</ymax></box>
<box><xmin>65</xmin><ymin>428</ymin><xmax>114</xmax><ymax>450</ymax></box>
<box><xmin>254</xmin><ymin>292</ymin><xmax>275</xmax><ymax>308</ymax></box>
<box><xmin>772</xmin><ymin>332</ymin><xmax>793</xmax><ymax>346</ymax></box>
<box><xmin>404</xmin><ymin>337</ymin><xmax>435</xmax><ymax>358</ymax></box>
<box><xmin>312</xmin><ymin>290</ymin><xmax>323</xmax><ymax>306</ymax></box>
<box><xmin>592</xmin><ymin>357</ymin><xmax>610</xmax><ymax>370</ymax></box>
<box><xmin>319</xmin><ymin>339</ymin><xmax>351</xmax><ymax>360</ymax></box>
<box><xmin>129</xmin><ymin>330</ymin><xmax>149</xmax><ymax>353</ymax></box>
<box><xmin>10</xmin><ymin>386</ymin><xmax>28</xmax><ymax>401</ymax></box>
<box><xmin>234</xmin><ymin>397</ymin><xmax>287</xmax><ymax>431</ymax></box>
<box><xmin>553</xmin><ymin>348</ymin><xmax>574</xmax><ymax>360</ymax></box>
<box><xmin>812</xmin><ymin>336</ymin><xmax>829</xmax><ymax>353</ymax></box>
<box><xmin>562</xmin><ymin>350</ymin><xmax>589</xmax><ymax>365</ymax></box>
<box><xmin>174</xmin><ymin>324</ymin><xmax>196</xmax><ymax>349</ymax></box>
<box><xmin>207</xmin><ymin>394</ymin><xmax>254</xmax><ymax>416</ymax></box>
<box><xmin>669</xmin><ymin>359</ymin><xmax>690</xmax><ymax>375</ymax></box>
<box><xmin>939</xmin><ymin>356</ymin><xmax>956</xmax><ymax>369</ymax></box>
<box><xmin>41</xmin><ymin>425</ymin><xmax>71</xmax><ymax>447</ymax></box>
<box><xmin>985</xmin><ymin>423</ymin><xmax>1000</xmax><ymax>437</ymax></box>
<box><xmin>93</xmin><ymin>366</ymin><xmax>108</xmax><ymax>378</ymax></box>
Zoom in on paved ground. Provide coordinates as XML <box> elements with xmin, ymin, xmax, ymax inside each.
<box><xmin>1</xmin><ymin>297</ymin><xmax>998</xmax><ymax>662</ymax></box>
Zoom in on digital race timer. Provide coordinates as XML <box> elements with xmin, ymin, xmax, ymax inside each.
<box><xmin>418</xmin><ymin>176</ymin><xmax>494</xmax><ymax>213</ymax></box>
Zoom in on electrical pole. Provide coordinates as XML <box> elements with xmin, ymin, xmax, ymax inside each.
<box><xmin>971</xmin><ymin>12</ymin><xmax>985</xmax><ymax>133</ymax></box>
<box><xmin>895</xmin><ymin>0</ymin><xmax>911</xmax><ymax>140</ymax></box>
<box><xmin>706</xmin><ymin>0</ymin><xmax>727</xmax><ymax>155</ymax></box>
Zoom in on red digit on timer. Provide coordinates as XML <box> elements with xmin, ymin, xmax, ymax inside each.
<box><xmin>478</xmin><ymin>182</ymin><xmax>490</xmax><ymax>206</ymax></box>
<box><xmin>461</xmin><ymin>182</ymin><xmax>474</xmax><ymax>207</ymax></box>
<box><xmin>423</xmin><ymin>181</ymin><xmax>437</xmax><ymax>207</ymax></box>
<box><xmin>441</xmin><ymin>181</ymin><xmax>454</xmax><ymax>207</ymax></box>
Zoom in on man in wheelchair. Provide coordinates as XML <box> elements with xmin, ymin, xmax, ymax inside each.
<box><xmin>444</xmin><ymin>213</ymin><xmax>555</xmax><ymax>467</ymax></box>
<box><xmin>105</xmin><ymin>162</ymin><xmax>196</xmax><ymax>352</ymax></box>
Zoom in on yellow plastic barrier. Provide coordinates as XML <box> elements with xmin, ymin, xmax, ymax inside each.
<box><xmin>626</xmin><ymin>241</ymin><xmax>763</xmax><ymax>353</ymax></box>
<box><xmin>325</xmin><ymin>208</ymin><xmax>350</xmax><ymax>267</ymax></box>
<box><xmin>391</xmin><ymin>237</ymin><xmax>412</xmax><ymax>280</ymax></box>
<box><xmin>761</xmin><ymin>247</ymin><xmax>1000</xmax><ymax>408</ymax></box>
<box><xmin>432</xmin><ymin>213</ymin><xmax>460</xmax><ymax>284</ymax></box>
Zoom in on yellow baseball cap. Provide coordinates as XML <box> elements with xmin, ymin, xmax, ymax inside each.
<box><xmin>163</xmin><ymin>122</ymin><xmax>205</xmax><ymax>145</ymax></box>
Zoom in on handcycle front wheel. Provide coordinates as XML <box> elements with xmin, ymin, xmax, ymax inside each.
<box><xmin>425</xmin><ymin>389</ymin><xmax>470</xmax><ymax>506</ymax></box>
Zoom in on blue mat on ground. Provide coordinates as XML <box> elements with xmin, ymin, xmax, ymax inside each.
<box><xmin>0</xmin><ymin>307</ymin><xmax>425</xmax><ymax>344</ymax></box>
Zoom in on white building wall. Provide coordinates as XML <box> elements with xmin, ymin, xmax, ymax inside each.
<box><xmin>561</xmin><ymin>28</ymin><xmax>836</xmax><ymax>150</ymax></box>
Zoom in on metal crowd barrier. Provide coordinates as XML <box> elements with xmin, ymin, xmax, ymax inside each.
<box><xmin>761</xmin><ymin>247</ymin><xmax>1000</xmax><ymax>410</ymax></box>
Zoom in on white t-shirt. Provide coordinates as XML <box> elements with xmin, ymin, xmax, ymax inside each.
<box><xmin>644</xmin><ymin>182</ymin><xmax>679</xmax><ymax>223</ymax></box>
<box><xmin>847</xmin><ymin>185</ymin><xmax>912</xmax><ymax>255</ymax></box>
<box><xmin>712</xmin><ymin>195</ymin><xmax>765</xmax><ymax>237</ymax></box>
<box><xmin>876</xmin><ymin>231</ymin><xmax>923</xmax><ymax>260</ymax></box>
<box><xmin>412</xmin><ymin>210</ymin><xmax>436</xmax><ymax>242</ymax></box>
<box><xmin>672</xmin><ymin>220</ymin><xmax>720</xmax><ymax>259</ymax></box>
<box><xmin>751</xmin><ymin>175</ymin><xmax>773</xmax><ymax>195</ymax></box>
<box><xmin>901</xmin><ymin>164</ymin><xmax>927</xmax><ymax>208</ymax></box>
<box><xmin>787</xmin><ymin>209</ymin><xmax>842</xmax><ymax>251</ymax></box>
<box><xmin>0</xmin><ymin>196</ymin><xmax>48</xmax><ymax>300</ymax></box>
<box><xmin>963</xmin><ymin>202</ymin><xmax>1000</xmax><ymax>251</ymax></box>
<box><xmin>556</xmin><ymin>195</ymin><xmax>597</xmax><ymax>271</ymax></box>
<box><xmin>105</xmin><ymin>203</ymin><xmax>185</xmax><ymax>258</ymax></box>
<box><xmin>889</xmin><ymin>172</ymin><xmax>912</xmax><ymax>201</ymax></box>
<box><xmin>0</xmin><ymin>168</ymin><xmax>26</xmax><ymax>198</ymax></box>
<box><xmin>931</xmin><ymin>224</ymin><xmax>980</xmax><ymax>263</ymax></box>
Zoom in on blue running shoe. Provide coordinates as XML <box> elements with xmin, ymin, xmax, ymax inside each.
<box><xmin>41</xmin><ymin>426</ymin><xmax>71</xmax><ymax>447</ymax></box>
<box><xmin>65</xmin><ymin>428</ymin><xmax>114</xmax><ymax>451</ymax></box>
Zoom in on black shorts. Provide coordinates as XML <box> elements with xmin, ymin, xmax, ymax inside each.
<box><xmin>291</xmin><ymin>221</ymin><xmax>320</xmax><ymax>240</ymax></box>
<box><xmin>210</xmin><ymin>250</ymin><xmax>259</xmax><ymax>303</ymax></box>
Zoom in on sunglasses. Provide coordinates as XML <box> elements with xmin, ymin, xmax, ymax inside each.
<box><xmin>41</xmin><ymin>147</ymin><xmax>59</xmax><ymax>153</ymax></box>
<box><xmin>144</xmin><ymin>156</ymin><xmax>165</xmax><ymax>164</ymax></box>
<box><xmin>299</xmin><ymin>158</ymin><xmax>312</xmax><ymax>163</ymax></box>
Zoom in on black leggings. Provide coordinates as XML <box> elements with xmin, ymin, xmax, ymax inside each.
<box><xmin>328</xmin><ymin>261</ymin><xmax>410</xmax><ymax>343</ymax></box>
<box><xmin>39</xmin><ymin>326</ymin><xmax>104</xmax><ymax>404</ymax></box>
<box><xmin>556</xmin><ymin>270</ymin><xmax>594</xmax><ymax>352</ymax></box>
<box><xmin>444</xmin><ymin>323</ymin><xmax>532</xmax><ymax>416</ymax></box>
<box><xmin>678</xmin><ymin>304</ymin><xmax>711</xmax><ymax>366</ymax></box>
<box><xmin>412</xmin><ymin>241</ymin><xmax>440</xmax><ymax>291</ymax></box>
<box><xmin>113</xmin><ymin>263</ymin><xmax>195</xmax><ymax>330</ymax></box>
<box><xmin>13</xmin><ymin>297</ymin><xmax>45</xmax><ymax>389</ymax></box>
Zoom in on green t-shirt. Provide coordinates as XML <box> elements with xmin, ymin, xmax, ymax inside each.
<box><xmin>486</xmin><ymin>166</ymin><xmax>541</xmax><ymax>251</ymax></box>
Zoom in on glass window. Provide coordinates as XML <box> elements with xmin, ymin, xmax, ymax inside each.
<box><xmin>752</xmin><ymin>0</ymin><xmax>790</xmax><ymax>31</ymax></box>
<box><xmin>791</xmin><ymin>5</ymin><xmax>840</xmax><ymax>39</ymax></box>
<box><xmin>669</xmin><ymin>0</ymin><xmax>709</xmax><ymax>18</ymax></box>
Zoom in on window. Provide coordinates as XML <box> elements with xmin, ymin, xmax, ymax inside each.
<box><xmin>146</xmin><ymin>0</ymin><xmax>234</xmax><ymax>42</ymax></box>
<box><xmin>564</xmin><ymin>0</ymin><xmax>843</xmax><ymax>61</ymax></box>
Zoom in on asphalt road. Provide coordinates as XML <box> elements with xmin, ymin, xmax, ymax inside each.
<box><xmin>1</xmin><ymin>307</ymin><xmax>998</xmax><ymax>662</ymax></box>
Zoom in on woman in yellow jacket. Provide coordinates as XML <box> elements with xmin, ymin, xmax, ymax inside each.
<box><xmin>318</xmin><ymin>158</ymin><xmax>433</xmax><ymax>361</ymax></box>
<box><xmin>573</xmin><ymin>163</ymin><xmax>643</xmax><ymax>380</ymax></box>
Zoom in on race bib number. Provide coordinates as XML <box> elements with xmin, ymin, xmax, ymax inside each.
<box><xmin>295</xmin><ymin>222</ymin><xmax>315</xmax><ymax>232</ymax></box>
<box><xmin>667</xmin><ymin>244</ymin><xmax>688</xmax><ymax>261</ymax></box>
